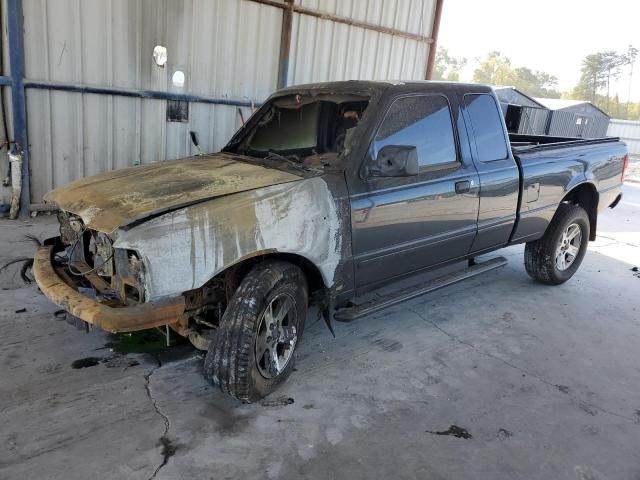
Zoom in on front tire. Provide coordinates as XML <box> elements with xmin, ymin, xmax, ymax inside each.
<box><xmin>204</xmin><ymin>260</ymin><xmax>307</xmax><ymax>402</ymax></box>
<box><xmin>524</xmin><ymin>203</ymin><xmax>590</xmax><ymax>285</ymax></box>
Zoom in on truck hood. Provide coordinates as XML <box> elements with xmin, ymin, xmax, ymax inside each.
<box><xmin>44</xmin><ymin>153</ymin><xmax>302</xmax><ymax>233</ymax></box>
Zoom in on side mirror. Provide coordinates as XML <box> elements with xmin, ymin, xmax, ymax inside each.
<box><xmin>369</xmin><ymin>145</ymin><xmax>419</xmax><ymax>177</ymax></box>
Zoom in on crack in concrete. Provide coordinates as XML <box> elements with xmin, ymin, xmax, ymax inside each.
<box><xmin>409</xmin><ymin>308</ymin><xmax>636</xmax><ymax>423</ymax></box>
<box><xmin>144</xmin><ymin>356</ymin><xmax>172</xmax><ymax>480</ymax></box>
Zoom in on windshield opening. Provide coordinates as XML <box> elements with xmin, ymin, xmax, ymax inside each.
<box><xmin>230</xmin><ymin>93</ymin><xmax>370</xmax><ymax>163</ymax></box>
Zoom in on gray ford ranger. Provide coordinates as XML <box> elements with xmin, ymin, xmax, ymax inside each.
<box><xmin>34</xmin><ymin>81</ymin><xmax>628</xmax><ymax>401</ymax></box>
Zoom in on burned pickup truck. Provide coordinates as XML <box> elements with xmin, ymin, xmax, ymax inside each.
<box><xmin>34</xmin><ymin>81</ymin><xmax>628</xmax><ymax>401</ymax></box>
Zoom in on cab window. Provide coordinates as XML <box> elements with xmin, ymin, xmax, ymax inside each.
<box><xmin>464</xmin><ymin>94</ymin><xmax>509</xmax><ymax>161</ymax></box>
<box><xmin>373</xmin><ymin>95</ymin><xmax>458</xmax><ymax>170</ymax></box>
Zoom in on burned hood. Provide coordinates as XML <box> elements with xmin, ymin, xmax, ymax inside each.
<box><xmin>44</xmin><ymin>153</ymin><xmax>302</xmax><ymax>233</ymax></box>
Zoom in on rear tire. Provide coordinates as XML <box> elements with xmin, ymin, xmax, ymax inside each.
<box><xmin>524</xmin><ymin>203</ymin><xmax>590</xmax><ymax>285</ymax></box>
<box><xmin>203</xmin><ymin>260</ymin><xmax>307</xmax><ymax>402</ymax></box>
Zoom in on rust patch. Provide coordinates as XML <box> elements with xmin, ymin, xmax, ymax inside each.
<box><xmin>33</xmin><ymin>246</ymin><xmax>185</xmax><ymax>333</ymax></box>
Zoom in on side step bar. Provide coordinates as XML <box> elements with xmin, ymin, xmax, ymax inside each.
<box><xmin>334</xmin><ymin>256</ymin><xmax>508</xmax><ymax>322</ymax></box>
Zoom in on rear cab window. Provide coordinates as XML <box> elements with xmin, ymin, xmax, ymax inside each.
<box><xmin>463</xmin><ymin>94</ymin><xmax>509</xmax><ymax>161</ymax></box>
<box><xmin>373</xmin><ymin>95</ymin><xmax>458</xmax><ymax>171</ymax></box>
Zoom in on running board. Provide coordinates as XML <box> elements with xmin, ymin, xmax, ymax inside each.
<box><xmin>334</xmin><ymin>256</ymin><xmax>508</xmax><ymax>322</ymax></box>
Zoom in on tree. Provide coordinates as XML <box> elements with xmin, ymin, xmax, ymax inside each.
<box><xmin>472</xmin><ymin>52</ymin><xmax>560</xmax><ymax>98</ymax></box>
<box><xmin>601</xmin><ymin>51</ymin><xmax>628</xmax><ymax>109</ymax></box>
<box><xmin>573</xmin><ymin>53</ymin><xmax>608</xmax><ymax>102</ymax></box>
<box><xmin>573</xmin><ymin>51</ymin><xmax>628</xmax><ymax>107</ymax></box>
<box><xmin>433</xmin><ymin>48</ymin><xmax>467</xmax><ymax>81</ymax></box>
<box><xmin>472</xmin><ymin>51</ymin><xmax>516</xmax><ymax>86</ymax></box>
<box><xmin>626</xmin><ymin>45</ymin><xmax>638</xmax><ymax>117</ymax></box>
<box><xmin>512</xmin><ymin>67</ymin><xmax>560</xmax><ymax>98</ymax></box>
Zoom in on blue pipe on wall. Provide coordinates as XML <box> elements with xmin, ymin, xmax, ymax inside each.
<box><xmin>24</xmin><ymin>79</ymin><xmax>261</xmax><ymax>108</ymax></box>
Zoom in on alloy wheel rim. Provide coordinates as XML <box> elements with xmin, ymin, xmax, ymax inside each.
<box><xmin>555</xmin><ymin>223</ymin><xmax>582</xmax><ymax>271</ymax></box>
<box><xmin>255</xmin><ymin>293</ymin><xmax>298</xmax><ymax>379</ymax></box>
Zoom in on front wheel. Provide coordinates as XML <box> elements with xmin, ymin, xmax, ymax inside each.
<box><xmin>524</xmin><ymin>203</ymin><xmax>590</xmax><ymax>285</ymax></box>
<box><xmin>204</xmin><ymin>260</ymin><xmax>307</xmax><ymax>402</ymax></box>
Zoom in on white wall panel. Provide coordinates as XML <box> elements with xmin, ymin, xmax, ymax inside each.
<box><xmin>608</xmin><ymin>119</ymin><xmax>640</xmax><ymax>156</ymax></box>
<box><xmin>289</xmin><ymin>0</ymin><xmax>433</xmax><ymax>84</ymax></box>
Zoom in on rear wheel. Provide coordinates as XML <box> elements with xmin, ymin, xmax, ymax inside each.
<box><xmin>524</xmin><ymin>203</ymin><xmax>590</xmax><ymax>285</ymax></box>
<box><xmin>203</xmin><ymin>260</ymin><xmax>307</xmax><ymax>402</ymax></box>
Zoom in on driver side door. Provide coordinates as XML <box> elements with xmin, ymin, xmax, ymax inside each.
<box><xmin>349</xmin><ymin>94</ymin><xmax>480</xmax><ymax>291</ymax></box>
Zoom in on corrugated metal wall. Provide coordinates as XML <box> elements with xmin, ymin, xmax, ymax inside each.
<box><xmin>13</xmin><ymin>0</ymin><xmax>434</xmax><ymax>204</ymax></box>
<box><xmin>547</xmin><ymin>103</ymin><xmax>610</xmax><ymax>139</ymax></box>
<box><xmin>582</xmin><ymin>115</ymin><xmax>610</xmax><ymax>138</ymax></box>
<box><xmin>547</xmin><ymin>110</ymin><xmax>610</xmax><ymax>138</ymax></box>
<box><xmin>289</xmin><ymin>0</ymin><xmax>432</xmax><ymax>84</ymax></box>
<box><xmin>547</xmin><ymin>110</ymin><xmax>578</xmax><ymax>137</ymax></box>
<box><xmin>608</xmin><ymin>119</ymin><xmax>640</xmax><ymax>156</ymax></box>
<box><xmin>518</xmin><ymin>107</ymin><xmax>549</xmax><ymax>135</ymax></box>
<box><xmin>494</xmin><ymin>87</ymin><xmax>543</xmax><ymax>109</ymax></box>
<box><xmin>23</xmin><ymin>0</ymin><xmax>283</xmax><ymax>202</ymax></box>
<box><xmin>494</xmin><ymin>88</ymin><xmax>549</xmax><ymax>136</ymax></box>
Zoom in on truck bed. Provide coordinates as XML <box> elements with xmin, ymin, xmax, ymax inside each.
<box><xmin>509</xmin><ymin>133</ymin><xmax>620</xmax><ymax>154</ymax></box>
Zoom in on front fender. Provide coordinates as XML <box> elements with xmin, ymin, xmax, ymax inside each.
<box><xmin>114</xmin><ymin>177</ymin><xmax>345</xmax><ymax>300</ymax></box>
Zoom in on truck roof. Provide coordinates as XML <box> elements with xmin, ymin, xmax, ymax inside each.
<box><xmin>276</xmin><ymin>80</ymin><xmax>493</xmax><ymax>96</ymax></box>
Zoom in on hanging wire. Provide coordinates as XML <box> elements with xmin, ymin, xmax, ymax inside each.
<box><xmin>56</xmin><ymin>226</ymin><xmax>113</xmax><ymax>277</ymax></box>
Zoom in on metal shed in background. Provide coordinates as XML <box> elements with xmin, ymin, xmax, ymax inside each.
<box><xmin>494</xmin><ymin>86</ymin><xmax>550</xmax><ymax>135</ymax></box>
<box><xmin>0</xmin><ymin>0</ymin><xmax>444</xmax><ymax>217</ymax></box>
<box><xmin>534</xmin><ymin>97</ymin><xmax>610</xmax><ymax>139</ymax></box>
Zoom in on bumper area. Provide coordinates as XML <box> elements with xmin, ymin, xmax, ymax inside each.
<box><xmin>33</xmin><ymin>246</ymin><xmax>185</xmax><ymax>333</ymax></box>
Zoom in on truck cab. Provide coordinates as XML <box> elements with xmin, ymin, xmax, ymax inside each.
<box><xmin>344</xmin><ymin>83</ymin><xmax>520</xmax><ymax>292</ymax></box>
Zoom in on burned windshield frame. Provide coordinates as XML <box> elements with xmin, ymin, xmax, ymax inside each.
<box><xmin>224</xmin><ymin>93</ymin><xmax>370</xmax><ymax>161</ymax></box>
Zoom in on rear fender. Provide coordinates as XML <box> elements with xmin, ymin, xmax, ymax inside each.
<box><xmin>559</xmin><ymin>182</ymin><xmax>599</xmax><ymax>241</ymax></box>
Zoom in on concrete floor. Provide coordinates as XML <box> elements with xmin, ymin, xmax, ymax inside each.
<box><xmin>1</xmin><ymin>184</ymin><xmax>639</xmax><ymax>480</ymax></box>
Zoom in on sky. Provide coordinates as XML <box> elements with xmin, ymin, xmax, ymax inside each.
<box><xmin>438</xmin><ymin>0</ymin><xmax>640</xmax><ymax>101</ymax></box>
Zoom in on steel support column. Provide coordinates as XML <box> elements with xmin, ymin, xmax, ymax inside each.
<box><xmin>7</xmin><ymin>0</ymin><xmax>29</xmax><ymax>218</ymax></box>
<box><xmin>425</xmin><ymin>0</ymin><xmax>444</xmax><ymax>80</ymax></box>
<box><xmin>276</xmin><ymin>0</ymin><xmax>294</xmax><ymax>88</ymax></box>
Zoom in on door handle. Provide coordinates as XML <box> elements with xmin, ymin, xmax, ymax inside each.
<box><xmin>455</xmin><ymin>180</ymin><xmax>471</xmax><ymax>194</ymax></box>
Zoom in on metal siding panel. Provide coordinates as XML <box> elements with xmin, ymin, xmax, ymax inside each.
<box><xmin>591</xmin><ymin>116</ymin><xmax>609</xmax><ymax>138</ymax></box>
<box><xmin>599</xmin><ymin>117</ymin><xmax>609</xmax><ymax>137</ymax></box>
<box><xmin>608</xmin><ymin>119</ymin><xmax>640</xmax><ymax>155</ymax></box>
<box><xmin>290</xmin><ymin>0</ymin><xmax>434</xmax><ymax>84</ymax></box>
<box><xmin>518</xmin><ymin>107</ymin><xmax>549</xmax><ymax>135</ymax></box>
<box><xmin>297</xmin><ymin>0</ymin><xmax>434</xmax><ymax>36</ymax></box>
<box><xmin>112</xmin><ymin>96</ymin><xmax>139</xmax><ymax>169</ymax></box>
<box><xmin>494</xmin><ymin>88</ymin><xmax>544</xmax><ymax>109</ymax></box>
<box><xmin>23</xmin><ymin>0</ymin><xmax>282</xmax><ymax>202</ymax></box>
<box><xmin>25</xmin><ymin>90</ymin><xmax>49</xmax><ymax>204</ymax></box>
<box><xmin>548</xmin><ymin>110</ymin><xmax>578</xmax><ymax>137</ymax></box>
